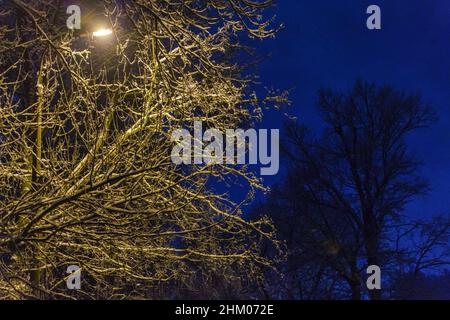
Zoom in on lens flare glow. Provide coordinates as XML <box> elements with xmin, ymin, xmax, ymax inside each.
<box><xmin>93</xmin><ymin>28</ymin><xmax>113</xmax><ymax>37</ymax></box>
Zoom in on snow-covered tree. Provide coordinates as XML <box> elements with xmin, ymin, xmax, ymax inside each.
<box><xmin>0</xmin><ymin>0</ymin><xmax>282</xmax><ymax>299</ymax></box>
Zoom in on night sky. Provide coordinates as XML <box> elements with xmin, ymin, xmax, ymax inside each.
<box><xmin>252</xmin><ymin>0</ymin><xmax>450</xmax><ymax>219</ymax></box>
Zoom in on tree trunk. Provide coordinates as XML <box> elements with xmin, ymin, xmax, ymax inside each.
<box><xmin>365</xmin><ymin>231</ymin><xmax>381</xmax><ymax>300</ymax></box>
<box><xmin>367</xmin><ymin>253</ymin><xmax>381</xmax><ymax>300</ymax></box>
<box><xmin>350</xmin><ymin>281</ymin><xmax>361</xmax><ymax>300</ymax></box>
<box><xmin>363</xmin><ymin>207</ymin><xmax>382</xmax><ymax>300</ymax></box>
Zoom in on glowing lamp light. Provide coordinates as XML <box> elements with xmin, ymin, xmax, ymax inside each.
<box><xmin>93</xmin><ymin>28</ymin><xmax>113</xmax><ymax>38</ymax></box>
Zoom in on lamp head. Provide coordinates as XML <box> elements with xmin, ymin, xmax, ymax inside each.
<box><xmin>93</xmin><ymin>27</ymin><xmax>113</xmax><ymax>38</ymax></box>
<box><xmin>78</xmin><ymin>2</ymin><xmax>113</xmax><ymax>38</ymax></box>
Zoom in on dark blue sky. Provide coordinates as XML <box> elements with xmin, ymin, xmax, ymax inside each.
<box><xmin>254</xmin><ymin>0</ymin><xmax>450</xmax><ymax>218</ymax></box>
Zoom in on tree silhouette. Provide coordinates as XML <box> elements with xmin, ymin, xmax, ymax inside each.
<box><xmin>252</xmin><ymin>80</ymin><xmax>447</xmax><ymax>299</ymax></box>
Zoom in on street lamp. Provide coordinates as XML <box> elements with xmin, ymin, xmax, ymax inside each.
<box><xmin>79</xmin><ymin>3</ymin><xmax>113</xmax><ymax>39</ymax></box>
<box><xmin>93</xmin><ymin>27</ymin><xmax>113</xmax><ymax>38</ymax></box>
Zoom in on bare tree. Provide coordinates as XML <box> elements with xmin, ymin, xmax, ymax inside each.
<box><xmin>254</xmin><ymin>80</ymin><xmax>438</xmax><ymax>299</ymax></box>
<box><xmin>0</xmin><ymin>0</ymin><xmax>283</xmax><ymax>299</ymax></box>
<box><xmin>385</xmin><ymin>216</ymin><xmax>450</xmax><ymax>276</ymax></box>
